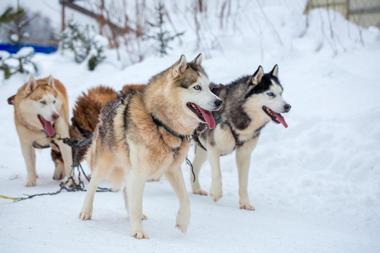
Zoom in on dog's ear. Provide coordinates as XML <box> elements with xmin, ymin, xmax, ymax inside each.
<box><xmin>270</xmin><ymin>64</ymin><xmax>279</xmax><ymax>77</ymax></box>
<box><xmin>191</xmin><ymin>53</ymin><xmax>202</xmax><ymax>66</ymax></box>
<box><xmin>7</xmin><ymin>95</ymin><xmax>16</xmax><ymax>105</ymax></box>
<box><xmin>250</xmin><ymin>65</ymin><xmax>264</xmax><ymax>86</ymax></box>
<box><xmin>47</xmin><ymin>75</ymin><xmax>56</xmax><ymax>89</ymax></box>
<box><xmin>210</xmin><ymin>82</ymin><xmax>222</xmax><ymax>96</ymax></box>
<box><xmin>172</xmin><ymin>55</ymin><xmax>187</xmax><ymax>78</ymax></box>
<box><xmin>24</xmin><ymin>75</ymin><xmax>37</xmax><ymax>96</ymax></box>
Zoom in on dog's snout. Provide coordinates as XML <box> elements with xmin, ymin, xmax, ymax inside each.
<box><xmin>52</xmin><ymin>113</ymin><xmax>60</xmax><ymax>121</ymax></box>
<box><xmin>284</xmin><ymin>104</ymin><xmax>291</xmax><ymax>112</ymax></box>
<box><xmin>214</xmin><ymin>99</ymin><xmax>223</xmax><ymax>109</ymax></box>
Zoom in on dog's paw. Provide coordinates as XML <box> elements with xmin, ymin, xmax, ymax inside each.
<box><xmin>210</xmin><ymin>186</ymin><xmax>223</xmax><ymax>202</ymax></box>
<box><xmin>239</xmin><ymin>202</ymin><xmax>255</xmax><ymax>211</ymax></box>
<box><xmin>131</xmin><ymin>230</ymin><xmax>149</xmax><ymax>239</ymax></box>
<box><xmin>79</xmin><ymin>210</ymin><xmax>92</xmax><ymax>220</ymax></box>
<box><xmin>63</xmin><ymin>176</ymin><xmax>79</xmax><ymax>188</ymax></box>
<box><xmin>192</xmin><ymin>189</ymin><xmax>208</xmax><ymax>196</ymax></box>
<box><xmin>176</xmin><ymin>209</ymin><xmax>190</xmax><ymax>233</ymax></box>
<box><xmin>53</xmin><ymin>171</ymin><xmax>65</xmax><ymax>181</ymax></box>
<box><xmin>176</xmin><ymin>223</ymin><xmax>189</xmax><ymax>233</ymax></box>
<box><xmin>25</xmin><ymin>177</ymin><xmax>37</xmax><ymax>187</ymax></box>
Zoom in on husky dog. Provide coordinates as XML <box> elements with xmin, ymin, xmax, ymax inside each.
<box><xmin>9</xmin><ymin>76</ymin><xmax>72</xmax><ymax>186</ymax></box>
<box><xmin>79</xmin><ymin>54</ymin><xmax>222</xmax><ymax>239</ymax></box>
<box><xmin>191</xmin><ymin>65</ymin><xmax>291</xmax><ymax>210</ymax></box>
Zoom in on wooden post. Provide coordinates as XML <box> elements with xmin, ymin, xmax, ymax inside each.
<box><xmin>99</xmin><ymin>0</ymin><xmax>105</xmax><ymax>35</ymax></box>
<box><xmin>61</xmin><ymin>1</ymin><xmax>65</xmax><ymax>31</ymax></box>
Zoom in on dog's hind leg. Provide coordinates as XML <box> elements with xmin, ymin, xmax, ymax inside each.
<box><xmin>51</xmin><ymin>147</ymin><xmax>65</xmax><ymax>181</ymax></box>
<box><xmin>236</xmin><ymin>139</ymin><xmax>258</xmax><ymax>211</ymax></box>
<box><xmin>108</xmin><ymin>167</ymin><xmax>125</xmax><ymax>191</ymax></box>
<box><xmin>55</xmin><ymin>119</ymin><xmax>73</xmax><ymax>181</ymax></box>
<box><xmin>191</xmin><ymin>145</ymin><xmax>208</xmax><ymax>196</ymax></box>
<box><xmin>165</xmin><ymin>167</ymin><xmax>191</xmax><ymax>233</ymax></box>
<box><xmin>208</xmin><ymin>148</ymin><xmax>223</xmax><ymax>202</ymax></box>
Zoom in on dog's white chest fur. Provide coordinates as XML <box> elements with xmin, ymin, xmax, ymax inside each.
<box><xmin>213</xmin><ymin>125</ymin><xmax>236</xmax><ymax>155</ymax></box>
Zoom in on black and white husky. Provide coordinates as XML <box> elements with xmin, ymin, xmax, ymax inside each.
<box><xmin>191</xmin><ymin>65</ymin><xmax>291</xmax><ymax>210</ymax></box>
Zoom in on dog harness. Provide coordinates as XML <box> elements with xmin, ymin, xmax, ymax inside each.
<box><xmin>224</xmin><ymin>122</ymin><xmax>262</xmax><ymax>148</ymax></box>
<box><xmin>151</xmin><ymin>114</ymin><xmax>190</xmax><ymax>142</ymax></box>
<box><xmin>194</xmin><ymin>122</ymin><xmax>265</xmax><ymax>152</ymax></box>
<box><xmin>151</xmin><ymin>114</ymin><xmax>191</xmax><ymax>158</ymax></box>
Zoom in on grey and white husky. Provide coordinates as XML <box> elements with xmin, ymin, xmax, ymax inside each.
<box><xmin>191</xmin><ymin>65</ymin><xmax>291</xmax><ymax>210</ymax></box>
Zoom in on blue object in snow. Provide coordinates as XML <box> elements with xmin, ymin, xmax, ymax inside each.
<box><xmin>0</xmin><ymin>43</ymin><xmax>58</xmax><ymax>54</ymax></box>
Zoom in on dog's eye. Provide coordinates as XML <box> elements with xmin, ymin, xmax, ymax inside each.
<box><xmin>193</xmin><ymin>85</ymin><xmax>202</xmax><ymax>91</ymax></box>
<box><xmin>53</xmin><ymin>100</ymin><xmax>56</xmax><ymax>104</ymax></box>
<box><xmin>267</xmin><ymin>92</ymin><xmax>275</xmax><ymax>97</ymax></box>
<box><xmin>40</xmin><ymin>100</ymin><xmax>46</xmax><ymax>105</ymax></box>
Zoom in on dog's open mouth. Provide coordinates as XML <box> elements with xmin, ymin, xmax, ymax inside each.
<box><xmin>37</xmin><ymin>115</ymin><xmax>56</xmax><ymax>138</ymax></box>
<box><xmin>262</xmin><ymin>106</ymin><xmax>288</xmax><ymax>128</ymax></box>
<box><xmin>187</xmin><ymin>102</ymin><xmax>216</xmax><ymax>129</ymax></box>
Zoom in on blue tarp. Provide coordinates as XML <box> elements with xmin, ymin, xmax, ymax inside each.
<box><xmin>0</xmin><ymin>43</ymin><xmax>58</xmax><ymax>54</ymax></box>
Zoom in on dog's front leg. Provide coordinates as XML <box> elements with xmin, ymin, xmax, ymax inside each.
<box><xmin>191</xmin><ymin>145</ymin><xmax>208</xmax><ymax>196</ymax></box>
<box><xmin>51</xmin><ymin>147</ymin><xmax>65</xmax><ymax>180</ymax></box>
<box><xmin>123</xmin><ymin>186</ymin><xmax>148</xmax><ymax>221</ymax></box>
<box><xmin>165</xmin><ymin>167</ymin><xmax>191</xmax><ymax>233</ymax></box>
<box><xmin>79</xmin><ymin>170</ymin><xmax>103</xmax><ymax>220</ymax></box>
<box><xmin>235</xmin><ymin>139</ymin><xmax>258</xmax><ymax>211</ymax></box>
<box><xmin>20</xmin><ymin>140</ymin><xmax>37</xmax><ymax>187</ymax></box>
<box><xmin>127</xmin><ymin>169</ymin><xmax>148</xmax><ymax>239</ymax></box>
<box><xmin>208</xmin><ymin>148</ymin><xmax>223</xmax><ymax>202</ymax></box>
<box><xmin>55</xmin><ymin>119</ymin><xmax>73</xmax><ymax>181</ymax></box>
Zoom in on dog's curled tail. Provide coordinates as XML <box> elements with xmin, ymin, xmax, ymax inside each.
<box><xmin>70</xmin><ymin>86</ymin><xmax>118</xmax><ymax>163</ymax></box>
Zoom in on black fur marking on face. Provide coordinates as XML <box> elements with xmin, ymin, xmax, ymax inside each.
<box><xmin>179</xmin><ymin>63</ymin><xmax>208</xmax><ymax>89</ymax></box>
<box><xmin>271</xmin><ymin>76</ymin><xmax>283</xmax><ymax>91</ymax></box>
<box><xmin>180</xmin><ymin>78</ymin><xmax>195</xmax><ymax>89</ymax></box>
<box><xmin>210</xmin><ymin>82</ymin><xmax>223</xmax><ymax>96</ymax></box>
<box><xmin>244</xmin><ymin>74</ymin><xmax>282</xmax><ymax>98</ymax></box>
<box><xmin>187</xmin><ymin>62</ymin><xmax>208</xmax><ymax>78</ymax></box>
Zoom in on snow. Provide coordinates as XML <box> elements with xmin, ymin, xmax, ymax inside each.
<box><xmin>14</xmin><ymin>47</ymin><xmax>34</xmax><ymax>58</ymax></box>
<box><xmin>1</xmin><ymin>1</ymin><xmax>380</xmax><ymax>253</ymax></box>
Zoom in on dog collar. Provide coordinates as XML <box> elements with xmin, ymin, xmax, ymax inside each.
<box><xmin>151</xmin><ymin>114</ymin><xmax>190</xmax><ymax>141</ymax></box>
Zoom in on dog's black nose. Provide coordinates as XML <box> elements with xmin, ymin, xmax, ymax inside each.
<box><xmin>284</xmin><ymin>104</ymin><xmax>291</xmax><ymax>112</ymax></box>
<box><xmin>214</xmin><ymin>99</ymin><xmax>223</xmax><ymax>108</ymax></box>
<box><xmin>52</xmin><ymin>113</ymin><xmax>60</xmax><ymax>121</ymax></box>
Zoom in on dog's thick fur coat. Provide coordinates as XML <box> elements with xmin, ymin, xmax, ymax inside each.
<box><xmin>11</xmin><ymin>76</ymin><xmax>72</xmax><ymax>186</ymax></box>
<box><xmin>191</xmin><ymin>65</ymin><xmax>291</xmax><ymax>210</ymax></box>
<box><xmin>79</xmin><ymin>54</ymin><xmax>222</xmax><ymax>239</ymax></box>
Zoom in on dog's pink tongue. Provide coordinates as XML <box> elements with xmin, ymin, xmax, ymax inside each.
<box><xmin>274</xmin><ymin>113</ymin><xmax>288</xmax><ymax>128</ymax></box>
<box><xmin>198</xmin><ymin>108</ymin><xmax>216</xmax><ymax>129</ymax></box>
<box><xmin>41</xmin><ymin>118</ymin><xmax>56</xmax><ymax>137</ymax></box>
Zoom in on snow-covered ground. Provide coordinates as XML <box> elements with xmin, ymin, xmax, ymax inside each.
<box><xmin>1</xmin><ymin>1</ymin><xmax>380</xmax><ymax>252</ymax></box>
